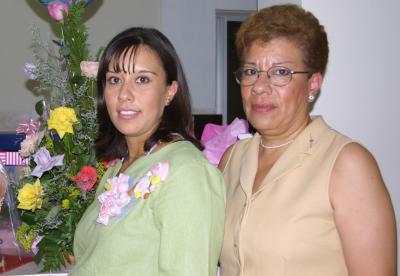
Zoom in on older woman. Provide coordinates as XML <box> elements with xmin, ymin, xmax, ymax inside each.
<box><xmin>218</xmin><ymin>4</ymin><xmax>396</xmax><ymax>276</ymax></box>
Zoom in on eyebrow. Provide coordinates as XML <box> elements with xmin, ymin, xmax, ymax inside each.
<box><xmin>272</xmin><ymin>61</ymin><xmax>295</xmax><ymax>66</ymax></box>
<box><xmin>107</xmin><ymin>69</ymin><xmax>158</xmax><ymax>76</ymax></box>
<box><xmin>242</xmin><ymin>61</ymin><xmax>295</xmax><ymax>67</ymax></box>
<box><xmin>136</xmin><ymin>70</ymin><xmax>158</xmax><ymax>76</ymax></box>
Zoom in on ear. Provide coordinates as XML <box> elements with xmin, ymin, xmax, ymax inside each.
<box><xmin>308</xmin><ymin>72</ymin><xmax>324</xmax><ymax>99</ymax></box>
<box><xmin>165</xmin><ymin>80</ymin><xmax>178</xmax><ymax>105</ymax></box>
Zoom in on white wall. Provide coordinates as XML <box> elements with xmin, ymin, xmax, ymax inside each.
<box><xmin>161</xmin><ymin>0</ymin><xmax>257</xmax><ymax>114</ymax></box>
<box><xmin>260</xmin><ymin>0</ymin><xmax>400</xmax><ymax>264</ymax></box>
<box><xmin>216</xmin><ymin>0</ymin><xmax>257</xmax><ymax>11</ymax></box>
<box><xmin>0</xmin><ymin>0</ymin><xmax>161</xmax><ymax>131</ymax></box>
<box><xmin>258</xmin><ymin>0</ymin><xmax>300</xmax><ymax>7</ymax></box>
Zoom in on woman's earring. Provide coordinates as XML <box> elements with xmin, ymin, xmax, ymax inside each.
<box><xmin>308</xmin><ymin>95</ymin><xmax>315</xmax><ymax>102</ymax></box>
<box><xmin>165</xmin><ymin>99</ymin><xmax>171</xmax><ymax>106</ymax></box>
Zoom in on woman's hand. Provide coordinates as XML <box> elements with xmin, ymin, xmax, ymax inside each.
<box><xmin>66</xmin><ymin>255</ymin><xmax>75</xmax><ymax>266</ymax></box>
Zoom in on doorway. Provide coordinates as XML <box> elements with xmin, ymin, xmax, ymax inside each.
<box><xmin>216</xmin><ymin>10</ymin><xmax>253</xmax><ymax>125</ymax></box>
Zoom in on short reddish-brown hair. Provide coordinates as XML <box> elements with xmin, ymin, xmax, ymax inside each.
<box><xmin>236</xmin><ymin>4</ymin><xmax>329</xmax><ymax>75</ymax></box>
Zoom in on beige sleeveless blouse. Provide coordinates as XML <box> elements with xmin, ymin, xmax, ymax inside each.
<box><xmin>220</xmin><ymin>116</ymin><xmax>351</xmax><ymax>276</ymax></box>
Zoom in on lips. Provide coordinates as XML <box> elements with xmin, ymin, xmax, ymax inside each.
<box><xmin>252</xmin><ymin>103</ymin><xmax>276</xmax><ymax>112</ymax></box>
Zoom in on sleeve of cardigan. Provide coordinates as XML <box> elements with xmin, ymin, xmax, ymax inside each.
<box><xmin>154</xmin><ymin>160</ymin><xmax>226</xmax><ymax>276</ymax></box>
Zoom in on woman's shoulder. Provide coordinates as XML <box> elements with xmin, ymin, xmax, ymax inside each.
<box><xmin>332</xmin><ymin>142</ymin><xmax>379</xmax><ymax>175</ymax></box>
<box><xmin>162</xmin><ymin>140</ymin><xmax>203</xmax><ymax>160</ymax></box>
<box><xmin>156</xmin><ymin>141</ymin><xmax>225</xmax><ymax>192</ymax></box>
<box><xmin>159</xmin><ymin>140</ymin><xmax>219</xmax><ymax>171</ymax></box>
<box><xmin>329</xmin><ymin>138</ymin><xmax>388</xmax><ymax>211</ymax></box>
<box><xmin>218</xmin><ymin>135</ymin><xmax>254</xmax><ymax>172</ymax></box>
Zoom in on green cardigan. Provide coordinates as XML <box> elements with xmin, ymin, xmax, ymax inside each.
<box><xmin>71</xmin><ymin>141</ymin><xmax>226</xmax><ymax>276</ymax></box>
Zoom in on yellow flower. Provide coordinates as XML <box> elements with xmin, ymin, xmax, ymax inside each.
<box><xmin>17</xmin><ymin>179</ymin><xmax>44</xmax><ymax>211</ymax></box>
<box><xmin>69</xmin><ymin>188</ymin><xmax>81</xmax><ymax>198</ymax></box>
<box><xmin>62</xmin><ymin>199</ymin><xmax>70</xmax><ymax>210</ymax></box>
<box><xmin>104</xmin><ymin>182</ymin><xmax>112</xmax><ymax>191</ymax></box>
<box><xmin>47</xmin><ymin>107</ymin><xmax>79</xmax><ymax>138</ymax></box>
<box><xmin>16</xmin><ymin>224</ymin><xmax>35</xmax><ymax>252</ymax></box>
<box><xmin>150</xmin><ymin>175</ymin><xmax>160</xmax><ymax>185</ymax></box>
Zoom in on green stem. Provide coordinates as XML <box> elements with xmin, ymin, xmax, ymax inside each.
<box><xmin>89</xmin><ymin>79</ymin><xmax>95</xmax><ymax>98</ymax></box>
<box><xmin>60</xmin><ymin>21</ymin><xmax>65</xmax><ymax>43</ymax></box>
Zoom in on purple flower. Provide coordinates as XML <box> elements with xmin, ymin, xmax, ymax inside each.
<box><xmin>23</xmin><ymin>63</ymin><xmax>37</xmax><ymax>80</ymax></box>
<box><xmin>31</xmin><ymin>147</ymin><xmax>64</xmax><ymax>178</ymax></box>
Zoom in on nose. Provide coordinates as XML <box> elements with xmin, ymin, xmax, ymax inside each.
<box><xmin>117</xmin><ymin>81</ymin><xmax>134</xmax><ymax>102</ymax></box>
<box><xmin>250</xmin><ymin>71</ymin><xmax>273</xmax><ymax>95</ymax></box>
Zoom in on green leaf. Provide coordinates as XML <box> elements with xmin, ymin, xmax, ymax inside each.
<box><xmin>74</xmin><ymin>122</ymin><xmax>82</xmax><ymax>131</ymax></box>
<box><xmin>52</xmin><ymin>138</ymin><xmax>65</xmax><ymax>155</ymax></box>
<box><xmin>59</xmin><ymin>46</ymin><xmax>70</xmax><ymax>56</ymax></box>
<box><xmin>20</xmin><ymin>211</ymin><xmax>37</xmax><ymax>225</ymax></box>
<box><xmin>35</xmin><ymin>100</ymin><xmax>44</xmax><ymax>116</ymax></box>
<box><xmin>61</xmin><ymin>213</ymin><xmax>74</xmax><ymax>233</ymax></box>
<box><xmin>63</xmin><ymin>133</ymin><xmax>74</xmax><ymax>153</ymax></box>
<box><xmin>45</xmin><ymin>205</ymin><xmax>61</xmax><ymax>222</ymax></box>
<box><xmin>34</xmin><ymin>247</ymin><xmax>44</xmax><ymax>265</ymax></box>
<box><xmin>72</xmin><ymin>144</ymin><xmax>83</xmax><ymax>155</ymax></box>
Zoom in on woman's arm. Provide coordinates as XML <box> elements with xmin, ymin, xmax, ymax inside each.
<box><xmin>330</xmin><ymin>143</ymin><xmax>397</xmax><ymax>276</ymax></box>
<box><xmin>155</xmin><ymin>162</ymin><xmax>226</xmax><ymax>276</ymax></box>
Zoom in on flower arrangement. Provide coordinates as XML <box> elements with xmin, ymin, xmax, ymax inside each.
<box><xmin>13</xmin><ymin>0</ymin><xmax>102</xmax><ymax>271</ymax></box>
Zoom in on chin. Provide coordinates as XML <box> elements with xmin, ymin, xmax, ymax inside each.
<box><xmin>249</xmin><ymin>117</ymin><xmax>277</xmax><ymax>132</ymax></box>
<box><xmin>115</xmin><ymin>126</ymin><xmax>140</xmax><ymax>136</ymax></box>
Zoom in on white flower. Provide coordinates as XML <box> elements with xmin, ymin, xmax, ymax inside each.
<box><xmin>80</xmin><ymin>61</ymin><xmax>99</xmax><ymax>78</ymax></box>
<box><xmin>19</xmin><ymin>131</ymin><xmax>45</xmax><ymax>158</ymax></box>
<box><xmin>23</xmin><ymin>63</ymin><xmax>37</xmax><ymax>80</ymax></box>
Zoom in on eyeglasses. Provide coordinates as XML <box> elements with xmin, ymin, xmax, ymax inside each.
<box><xmin>234</xmin><ymin>66</ymin><xmax>310</xmax><ymax>87</ymax></box>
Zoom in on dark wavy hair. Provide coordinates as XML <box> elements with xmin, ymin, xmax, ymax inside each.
<box><xmin>95</xmin><ymin>27</ymin><xmax>202</xmax><ymax>161</ymax></box>
<box><xmin>236</xmin><ymin>4</ymin><xmax>329</xmax><ymax>75</ymax></box>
